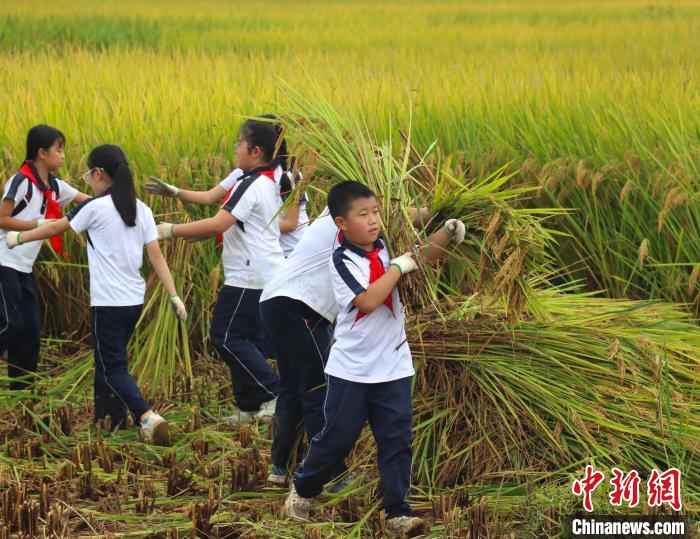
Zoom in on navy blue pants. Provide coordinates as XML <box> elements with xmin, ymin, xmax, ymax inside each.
<box><xmin>293</xmin><ymin>375</ymin><xmax>414</xmax><ymax>518</ymax></box>
<box><xmin>0</xmin><ymin>265</ymin><xmax>40</xmax><ymax>390</ymax></box>
<box><xmin>260</xmin><ymin>296</ymin><xmax>334</xmax><ymax>471</ymax></box>
<box><xmin>210</xmin><ymin>286</ymin><xmax>279</xmax><ymax>412</ymax></box>
<box><xmin>91</xmin><ymin>305</ymin><xmax>151</xmax><ymax>428</ymax></box>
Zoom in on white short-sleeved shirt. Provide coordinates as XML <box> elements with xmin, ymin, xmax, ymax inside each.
<box><xmin>220</xmin><ymin>166</ymin><xmax>309</xmax><ymax>256</ymax></box>
<box><xmin>67</xmin><ymin>194</ymin><xmax>158</xmax><ymax>307</ymax></box>
<box><xmin>221</xmin><ymin>168</ymin><xmax>285</xmax><ymax>289</ymax></box>
<box><xmin>260</xmin><ymin>207</ymin><xmax>339</xmax><ymax>322</ymax></box>
<box><xmin>0</xmin><ymin>171</ymin><xmax>78</xmax><ymax>273</ymax></box>
<box><xmin>325</xmin><ymin>237</ymin><xmax>414</xmax><ymax>383</ymax></box>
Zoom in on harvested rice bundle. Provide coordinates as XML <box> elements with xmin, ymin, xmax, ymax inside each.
<box><xmin>276</xmin><ymin>82</ymin><xmax>559</xmax><ymax>318</ymax></box>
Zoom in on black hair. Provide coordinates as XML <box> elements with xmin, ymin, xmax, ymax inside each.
<box><xmin>25</xmin><ymin>124</ymin><xmax>66</xmax><ymax>161</ymax></box>
<box><xmin>240</xmin><ymin>114</ymin><xmax>293</xmax><ymax>170</ymax></box>
<box><xmin>327</xmin><ymin>181</ymin><xmax>376</xmax><ymax>219</ymax></box>
<box><xmin>87</xmin><ymin>144</ymin><xmax>137</xmax><ymax>227</ymax></box>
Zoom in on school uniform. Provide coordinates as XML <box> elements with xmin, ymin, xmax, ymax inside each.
<box><xmin>66</xmin><ymin>192</ymin><xmax>157</xmax><ymax>428</ymax></box>
<box><xmin>259</xmin><ymin>208</ymin><xmax>340</xmax><ymax>471</ymax></box>
<box><xmin>293</xmin><ymin>235</ymin><xmax>415</xmax><ymax>519</ymax></box>
<box><xmin>0</xmin><ymin>163</ymin><xmax>77</xmax><ymax>389</ymax></box>
<box><xmin>220</xmin><ymin>166</ymin><xmax>309</xmax><ymax>256</ymax></box>
<box><xmin>210</xmin><ymin>166</ymin><xmax>283</xmax><ymax>412</ymax></box>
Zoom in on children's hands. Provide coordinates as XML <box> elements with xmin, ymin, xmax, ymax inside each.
<box><xmin>390</xmin><ymin>252</ymin><xmax>418</xmax><ymax>275</ymax></box>
<box><xmin>145</xmin><ymin>177</ymin><xmax>181</xmax><ymax>198</ymax></box>
<box><xmin>169</xmin><ymin>295</ymin><xmax>188</xmax><ymax>321</ymax></box>
<box><xmin>35</xmin><ymin>219</ymin><xmax>57</xmax><ymax>228</ymax></box>
<box><xmin>443</xmin><ymin>219</ymin><xmax>466</xmax><ymax>245</ymax></box>
<box><xmin>5</xmin><ymin>231</ymin><xmax>21</xmax><ymax>249</ymax></box>
<box><xmin>156</xmin><ymin>223</ymin><xmax>175</xmax><ymax>240</ymax></box>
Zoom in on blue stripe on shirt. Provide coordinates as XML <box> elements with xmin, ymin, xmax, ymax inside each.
<box><xmin>332</xmin><ymin>247</ymin><xmax>366</xmax><ymax>296</ymax></box>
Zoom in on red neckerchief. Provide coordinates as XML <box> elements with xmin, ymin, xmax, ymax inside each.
<box><xmin>18</xmin><ymin>162</ymin><xmax>71</xmax><ymax>258</ymax></box>
<box><xmin>338</xmin><ymin>232</ymin><xmax>393</xmax><ymax>323</ymax></box>
<box><xmin>217</xmin><ymin>166</ymin><xmax>276</xmax><ymax>246</ymax></box>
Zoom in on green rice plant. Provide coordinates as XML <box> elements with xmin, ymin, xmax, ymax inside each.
<box><xmin>534</xmin><ymin>155</ymin><xmax>700</xmax><ymax>314</ymax></box>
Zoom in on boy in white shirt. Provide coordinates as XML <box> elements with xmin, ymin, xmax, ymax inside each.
<box><xmin>284</xmin><ymin>181</ymin><xmax>433</xmax><ymax>536</ymax></box>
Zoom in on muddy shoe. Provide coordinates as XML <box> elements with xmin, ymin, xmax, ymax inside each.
<box><xmin>385</xmin><ymin>515</ymin><xmax>426</xmax><ymax>537</ymax></box>
<box><xmin>267</xmin><ymin>464</ymin><xmax>288</xmax><ymax>487</ymax></box>
<box><xmin>223</xmin><ymin>410</ymin><xmax>256</xmax><ymax>425</ymax></box>
<box><xmin>140</xmin><ymin>413</ymin><xmax>170</xmax><ymax>446</ymax></box>
<box><xmin>284</xmin><ymin>483</ymin><xmax>312</xmax><ymax>520</ymax></box>
<box><xmin>256</xmin><ymin>397</ymin><xmax>277</xmax><ymax>423</ymax></box>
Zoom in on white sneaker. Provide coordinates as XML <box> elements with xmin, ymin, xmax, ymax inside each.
<box><xmin>267</xmin><ymin>465</ymin><xmax>288</xmax><ymax>487</ymax></box>
<box><xmin>284</xmin><ymin>483</ymin><xmax>312</xmax><ymax>520</ymax></box>
<box><xmin>223</xmin><ymin>410</ymin><xmax>256</xmax><ymax>425</ymax></box>
<box><xmin>139</xmin><ymin>413</ymin><xmax>170</xmax><ymax>446</ymax></box>
<box><xmin>256</xmin><ymin>397</ymin><xmax>277</xmax><ymax>422</ymax></box>
<box><xmin>386</xmin><ymin>515</ymin><xmax>426</xmax><ymax>537</ymax></box>
<box><xmin>223</xmin><ymin>398</ymin><xmax>277</xmax><ymax>425</ymax></box>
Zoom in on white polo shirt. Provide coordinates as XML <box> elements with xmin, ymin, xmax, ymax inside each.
<box><xmin>67</xmin><ymin>194</ymin><xmax>158</xmax><ymax>307</ymax></box>
<box><xmin>221</xmin><ymin>168</ymin><xmax>285</xmax><ymax>290</ymax></box>
<box><xmin>260</xmin><ymin>207</ymin><xmax>339</xmax><ymax>322</ymax></box>
<box><xmin>325</xmin><ymin>237</ymin><xmax>414</xmax><ymax>384</ymax></box>
<box><xmin>220</xmin><ymin>166</ymin><xmax>308</xmax><ymax>256</ymax></box>
<box><xmin>0</xmin><ymin>172</ymin><xmax>78</xmax><ymax>273</ymax></box>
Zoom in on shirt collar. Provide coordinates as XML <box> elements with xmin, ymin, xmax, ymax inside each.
<box><xmin>339</xmin><ymin>233</ymin><xmax>383</xmax><ymax>257</ymax></box>
<box><xmin>241</xmin><ymin>164</ymin><xmax>275</xmax><ymax>178</ymax></box>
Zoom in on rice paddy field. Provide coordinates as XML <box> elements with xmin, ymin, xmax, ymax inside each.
<box><xmin>0</xmin><ymin>0</ymin><xmax>699</xmax><ymax>537</ymax></box>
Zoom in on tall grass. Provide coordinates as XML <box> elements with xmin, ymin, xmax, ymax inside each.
<box><xmin>1</xmin><ymin>0</ymin><xmax>697</xmax><ymax>318</ymax></box>
<box><xmin>1</xmin><ymin>1</ymin><xmax>699</xmax><ymax>535</ymax></box>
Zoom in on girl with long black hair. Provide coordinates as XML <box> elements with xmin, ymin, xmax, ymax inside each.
<box><xmin>6</xmin><ymin>144</ymin><xmax>186</xmax><ymax>445</ymax></box>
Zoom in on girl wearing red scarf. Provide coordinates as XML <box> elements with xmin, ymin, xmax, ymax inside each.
<box><xmin>157</xmin><ymin>119</ymin><xmax>285</xmax><ymax>425</ymax></box>
<box><xmin>0</xmin><ymin>125</ymin><xmax>90</xmax><ymax>390</ymax></box>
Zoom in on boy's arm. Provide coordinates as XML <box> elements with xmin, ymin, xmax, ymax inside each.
<box><xmin>351</xmin><ymin>253</ymin><xmax>417</xmax><ymax>313</ymax></box>
<box><xmin>157</xmin><ymin>209</ymin><xmax>236</xmax><ymax>240</ymax></box>
<box><xmin>420</xmin><ymin>219</ymin><xmax>465</xmax><ymax>263</ymax></box>
<box><xmin>408</xmin><ymin>206</ymin><xmax>431</xmax><ymax>227</ymax></box>
<box><xmin>5</xmin><ymin>217</ymin><xmax>71</xmax><ymax>247</ymax></box>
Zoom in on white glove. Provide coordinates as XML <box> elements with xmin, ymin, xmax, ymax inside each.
<box><xmin>443</xmin><ymin>219</ymin><xmax>466</xmax><ymax>245</ymax></box>
<box><xmin>144</xmin><ymin>176</ymin><xmax>180</xmax><ymax>198</ymax></box>
<box><xmin>156</xmin><ymin>223</ymin><xmax>175</xmax><ymax>241</ymax></box>
<box><xmin>5</xmin><ymin>231</ymin><xmax>21</xmax><ymax>249</ymax></box>
<box><xmin>35</xmin><ymin>219</ymin><xmax>56</xmax><ymax>228</ymax></box>
<box><xmin>169</xmin><ymin>295</ymin><xmax>188</xmax><ymax>321</ymax></box>
<box><xmin>390</xmin><ymin>252</ymin><xmax>418</xmax><ymax>275</ymax></box>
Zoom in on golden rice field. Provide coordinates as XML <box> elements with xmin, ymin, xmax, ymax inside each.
<box><xmin>0</xmin><ymin>0</ymin><xmax>698</xmax><ymax>537</ymax></box>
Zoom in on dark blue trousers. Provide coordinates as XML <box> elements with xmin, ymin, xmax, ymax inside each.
<box><xmin>210</xmin><ymin>285</ymin><xmax>279</xmax><ymax>412</ymax></box>
<box><xmin>91</xmin><ymin>305</ymin><xmax>151</xmax><ymax>428</ymax></box>
<box><xmin>293</xmin><ymin>375</ymin><xmax>414</xmax><ymax>518</ymax></box>
<box><xmin>260</xmin><ymin>296</ymin><xmax>333</xmax><ymax>471</ymax></box>
<box><xmin>0</xmin><ymin>265</ymin><xmax>40</xmax><ymax>390</ymax></box>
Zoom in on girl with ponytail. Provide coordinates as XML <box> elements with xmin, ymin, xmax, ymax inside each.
<box><xmin>144</xmin><ymin>114</ymin><xmax>310</xmax><ymax>256</ymax></box>
<box><xmin>6</xmin><ymin>144</ymin><xmax>186</xmax><ymax>446</ymax></box>
<box><xmin>154</xmin><ymin>118</ymin><xmax>291</xmax><ymax>425</ymax></box>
